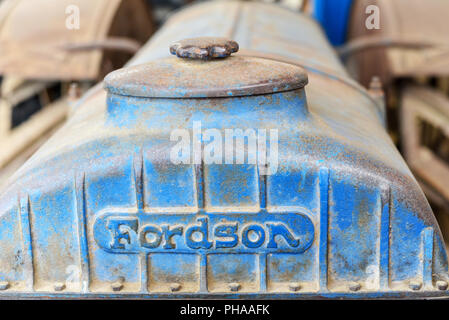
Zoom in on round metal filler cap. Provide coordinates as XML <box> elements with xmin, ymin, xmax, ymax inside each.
<box><xmin>104</xmin><ymin>37</ymin><xmax>308</xmax><ymax>98</ymax></box>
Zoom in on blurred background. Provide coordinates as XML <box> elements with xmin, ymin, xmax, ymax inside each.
<box><xmin>0</xmin><ymin>0</ymin><xmax>449</xmax><ymax>250</ymax></box>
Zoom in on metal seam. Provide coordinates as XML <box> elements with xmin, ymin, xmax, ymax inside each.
<box><xmin>18</xmin><ymin>195</ymin><xmax>34</xmax><ymax>291</ymax></box>
<box><xmin>379</xmin><ymin>186</ymin><xmax>391</xmax><ymax>289</ymax></box>
<box><xmin>75</xmin><ymin>173</ymin><xmax>90</xmax><ymax>293</ymax></box>
<box><xmin>318</xmin><ymin>167</ymin><xmax>330</xmax><ymax>290</ymax></box>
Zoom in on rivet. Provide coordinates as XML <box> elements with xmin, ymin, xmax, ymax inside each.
<box><xmin>170</xmin><ymin>283</ymin><xmax>181</xmax><ymax>292</ymax></box>
<box><xmin>54</xmin><ymin>282</ymin><xmax>66</xmax><ymax>292</ymax></box>
<box><xmin>0</xmin><ymin>281</ymin><xmax>10</xmax><ymax>291</ymax></box>
<box><xmin>288</xmin><ymin>282</ymin><xmax>301</xmax><ymax>292</ymax></box>
<box><xmin>229</xmin><ymin>282</ymin><xmax>241</xmax><ymax>292</ymax></box>
<box><xmin>349</xmin><ymin>282</ymin><xmax>361</xmax><ymax>292</ymax></box>
<box><xmin>111</xmin><ymin>281</ymin><xmax>124</xmax><ymax>292</ymax></box>
<box><xmin>436</xmin><ymin>280</ymin><xmax>448</xmax><ymax>291</ymax></box>
<box><xmin>409</xmin><ymin>280</ymin><xmax>422</xmax><ymax>291</ymax></box>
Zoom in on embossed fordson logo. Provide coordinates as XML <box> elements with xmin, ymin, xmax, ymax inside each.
<box><xmin>93</xmin><ymin>211</ymin><xmax>315</xmax><ymax>254</ymax></box>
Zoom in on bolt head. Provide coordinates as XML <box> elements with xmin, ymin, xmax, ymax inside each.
<box><xmin>437</xmin><ymin>280</ymin><xmax>448</xmax><ymax>291</ymax></box>
<box><xmin>111</xmin><ymin>282</ymin><xmax>124</xmax><ymax>292</ymax></box>
<box><xmin>170</xmin><ymin>283</ymin><xmax>181</xmax><ymax>292</ymax></box>
<box><xmin>369</xmin><ymin>76</ymin><xmax>382</xmax><ymax>88</ymax></box>
<box><xmin>0</xmin><ymin>281</ymin><xmax>10</xmax><ymax>291</ymax></box>
<box><xmin>288</xmin><ymin>282</ymin><xmax>301</xmax><ymax>292</ymax></box>
<box><xmin>349</xmin><ymin>282</ymin><xmax>361</xmax><ymax>292</ymax></box>
<box><xmin>54</xmin><ymin>282</ymin><xmax>66</xmax><ymax>292</ymax></box>
<box><xmin>229</xmin><ymin>282</ymin><xmax>241</xmax><ymax>292</ymax></box>
<box><xmin>68</xmin><ymin>82</ymin><xmax>81</xmax><ymax>100</ymax></box>
<box><xmin>409</xmin><ymin>280</ymin><xmax>422</xmax><ymax>291</ymax></box>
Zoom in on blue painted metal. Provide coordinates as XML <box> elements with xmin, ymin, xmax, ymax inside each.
<box><xmin>313</xmin><ymin>0</ymin><xmax>353</xmax><ymax>46</ymax></box>
<box><xmin>0</xmin><ymin>0</ymin><xmax>447</xmax><ymax>299</ymax></box>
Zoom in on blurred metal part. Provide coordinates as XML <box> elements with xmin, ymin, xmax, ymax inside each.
<box><xmin>339</xmin><ymin>36</ymin><xmax>448</xmax><ymax>59</ymax></box>
<box><xmin>0</xmin><ymin>0</ymin><xmax>154</xmax><ymax>81</ymax></box>
<box><xmin>0</xmin><ymin>0</ymin><xmax>155</xmax><ymax>171</ymax></box>
<box><xmin>400</xmin><ymin>85</ymin><xmax>449</xmax><ymax>205</ymax></box>
<box><xmin>345</xmin><ymin>0</ymin><xmax>449</xmax><ymax>87</ymax></box>
<box><xmin>367</xmin><ymin>76</ymin><xmax>386</xmax><ymax>126</ymax></box>
<box><xmin>60</xmin><ymin>37</ymin><xmax>141</xmax><ymax>54</ymax></box>
<box><xmin>0</xmin><ymin>77</ymin><xmax>70</xmax><ymax>167</ymax></box>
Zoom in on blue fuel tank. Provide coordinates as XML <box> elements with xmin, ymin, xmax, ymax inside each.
<box><xmin>0</xmin><ymin>0</ymin><xmax>447</xmax><ymax>298</ymax></box>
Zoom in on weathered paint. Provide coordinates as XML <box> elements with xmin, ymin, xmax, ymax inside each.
<box><xmin>104</xmin><ymin>55</ymin><xmax>308</xmax><ymax>98</ymax></box>
<box><xmin>0</xmin><ymin>0</ymin><xmax>447</xmax><ymax>299</ymax></box>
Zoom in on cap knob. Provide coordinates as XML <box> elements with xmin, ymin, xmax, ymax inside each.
<box><xmin>169</xmin><ymin>37</ymin><xmax>239</xmax><ymax>60</ymax></box>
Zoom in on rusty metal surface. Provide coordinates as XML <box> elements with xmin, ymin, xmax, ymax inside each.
<box><xmin>169</xmin><ymin>37</ymin><xmax>239</xmax><ymax>59</ymax></box>
<box><xmin>130</xmin><ymin>0</ymin><xmax>349</xmax><ymax>77</ymax></box>
<box><xmin>0</xmin><ymin>0</ymin><xmax>154</xmax><ymax>81</ymax></box>
<box><xmin>105</xmin><ymin>53</ymin><xmax>309</xmax><ymax>98</ymax></box>
<box><xmin>345</xmin><ymin>0</ymin><xmax>449</xmax><ymax>87</ymax></box>
<box><xmin>0</xmin><ymin>122</ymin><xmax>63</xmax><ymax>191</ymax></box>
<box><xmin>0</xmin><ymin>0</ymin><xmax>446</xmax><ymax>299</ymax></box>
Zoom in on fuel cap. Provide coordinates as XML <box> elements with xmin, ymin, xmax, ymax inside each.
<box><xmin>104</xmin><ymin>37</ymin><xmax>308</xmax><ymax>98</ymax></box>
<box><xmin>169</xmin><ymin>37</ymin><xmax>239</xmax><ymax>59</ymax></box>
